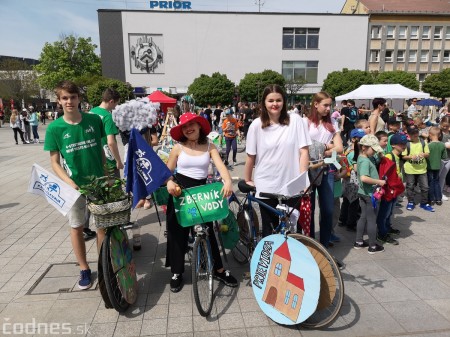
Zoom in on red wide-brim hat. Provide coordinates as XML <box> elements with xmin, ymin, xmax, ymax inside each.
<box><xmin>170</xmin><ymin>112</ymin><xmax>211</xmax><ymax>142</ymax></box>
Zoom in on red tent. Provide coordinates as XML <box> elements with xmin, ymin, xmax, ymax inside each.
<box><xmin>148</xmin><ymin>91</ymin><xmax>176</xmax><ymax>112</ymax></box>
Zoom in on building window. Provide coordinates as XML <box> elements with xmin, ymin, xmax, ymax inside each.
<box><xmin>410</xmin><ymin>26</ymin><xmax>419</xmax><ymax>39</ymax></box>
<box><xmin>387</xmin><ymin>26</ymin><xmax>395</xmax><ymax>39</ymax></box>
<box><xmin>399</xmin><ymin>26</ymin><xmax>407</xmax><ymax>39</ymax></box>
<box><xmin>292</xmin><ymin>295</ymin><xmax>298</xmax><ymax>309</ymax></box>
<box><xmin>432</xmin><ymin>50</ymin><xmax>440</xmax><ymax>62</ymax></box>
<box><xmin>385</xmin><ymin>50</ymin><xmax>393</xmax><ymax>62</ymax></box>
<box><xmin>409</xmin><ymin>50</ymin><xmax>417</xmax><ymax>62</ymax></box>
<box><xmin>282</xmin><ymin>61</ymin><xmax>318</xmax><ymax>83</ymax></box>
<box><xmin>434</xmin><ymin>27</ymin><xmax>443</xmax><ymax>39</ymax></box>
<box><xmin>446</xmin><ymin>27</ymin><xmax>450</xmax><ymax>39</ymax></box>
<box><xmin>371</xmin><ymin>26</ymin><xmax>381</xmax><ymax>39</ymax></box>
<box><xmin>370</xmin><ymin>50</ymin><xmax>380</xmax><ymax>62</ymax></box>
<box><xmin>397</xmin><ymin>50</ymin><xmax>405</xmax><ymax>62</ymax></box>
<box><xmin>444</xmin><ymin>51</ymin><xmax>450</xmax><ymax>62</ymax></box>
<box><xmin>419</xmin><ymin>73</ymin><xmax>427</xmax><ymax>82</ymax></box>
<box><xmin>282</xmin><ymin>28</ymin><xmax>319</xmax><ymax>49</ymax></box>
<box><xmin>420</xmin><ymin>50</ymin><xmax>429</xmax><ymax>62</ymax></box>
<box><xmin>284</xmin><ymin>290</ymin><xmax>291</xmax><ymax>305</ymax></box>
<box><xmin>422</xmin><ymin>26</ymin><xmax>431</xmax><ymax>39</ymax></box>
<box><xmin>274</xmin><ymin>263</ymin><xmax>282</xmax><ymax>276</ymax></box>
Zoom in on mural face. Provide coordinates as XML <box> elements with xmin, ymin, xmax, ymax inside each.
<box><xmin>129</xmin><ymin>34</ymin><xmax>164</xmax><ymax>74</ymax></box>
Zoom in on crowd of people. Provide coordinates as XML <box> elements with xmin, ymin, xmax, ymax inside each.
<box><xmin>35</xmin><ymin>79</ymin><xmax>450</xmax><ymax>294</ymax></box>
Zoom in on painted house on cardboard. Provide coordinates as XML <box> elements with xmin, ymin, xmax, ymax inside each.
<box><xmin>262</xmin><ymin>240</ymin><xmax>305</xmax><ymax>322</ymax></box>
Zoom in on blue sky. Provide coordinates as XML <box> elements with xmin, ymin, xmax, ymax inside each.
<box><xmin>1</xmin><ymin>0</ymin><xmax>345</xmax><ymax>60</ymax></box>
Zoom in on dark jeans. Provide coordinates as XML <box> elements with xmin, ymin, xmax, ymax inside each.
<box><xmin>356</xmin><ymin>195</ymin><xmax>378</xmax><ymax>247</ymax></box>
<box><xmin>404</xmin><ymin>173</ymin><xmax>428</xmax><ymax>204</ymax></box>
<box><xmin>165</xmin><ymin>173</ymin><xmax>223</xmax><ymax>275</ymax></box>
<box><xmin>310</xmin><ymin>169</ymin><xmax>334</xmax><ymax>247</ymax></box>
<box><xmin>342</xmin><ymin>125</ymin><xmax>355</xmax><ymax>146</ymax></box>
<box><xmin>32</xmin><ymin>125</ymin><xmax>39</xmax><ymax>140</ymax></box>
<box><xmin>428</xmin><ymin>170</ymin><xmax>442</xmax><ymax>202</ymax></box>
<box><xmin>225</xmin><ymin>137</ymin><xmax>237</xmax><ymax>162</ymax></box>
<box><xmin>339</xmin><ymin>196</ymin><xmax>360</xmax><ymax>230</ymax></box>
<box><xmin>257</xmin><ymin>197</ymin><xmax>300</xmax><ymax>238</ymax></box>
<box><xmin>12</xmin><ymin>127</ymin><xmax>25</xmax><ymax>143</ymax></box>
<box><xmin>376</xmin><ymin>198</ymin><xmax>395</xmax><ymax>237</ymax></box>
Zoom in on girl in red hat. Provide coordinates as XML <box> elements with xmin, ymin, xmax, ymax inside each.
<box><xmin>164</xmin><ymin>112</ymin><xmax>238</xmax><ymax>292</ymax></box>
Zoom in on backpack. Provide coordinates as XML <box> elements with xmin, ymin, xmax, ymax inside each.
<box><xmin>348</xmin><ymin>107</ymin><xmax>358</xmax><ymax>123</ymax></box>
<box><xmin>406</xmin><ymin>138</ymin><xmax>425</xmax><ymax>156</ymax></box>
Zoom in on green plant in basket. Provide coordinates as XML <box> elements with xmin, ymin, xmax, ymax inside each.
<box><xmin>79</xmin><ymin>166</ymin><xmax>127</xmax><ymax>205</ymax></box>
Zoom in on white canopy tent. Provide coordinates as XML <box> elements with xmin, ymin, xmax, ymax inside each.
<box><xmin>335</xmin><ymin>84</ymin><xmax>429</xmax><ymax>101</ymax></box>
<box><xmin>335</xmin><ymin>84</ymin><xmax>430</xmax><ymax>113</ymax></box>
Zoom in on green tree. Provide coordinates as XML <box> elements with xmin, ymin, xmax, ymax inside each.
<box><xmin>34</xmin><ymin>34</ymin><xmax>101</xmax><ymax>90</ymax></box>
<box><xmin>422</xmin><ymin>69</ymin><xmax>450</xmax><ymax>99</ymax></box>
<box><xmin>373</xmin><ymin>70</ymin><xmax>419</xmax><ymax>90</ymax></box>
<box><xmin>0</xmin><ymin>58</ymin><xmax>40</xmax><ymax>105</ymax></box>
<box><xmin>238</xmin><ymin>70</ymin><xmax>285</xmax><ymax>103</ymax></box>
<box><xmin>284</xmin><ymin>77</ymin><xmax>307</xmax><ymax>105</ymax></box>
<box><xmin>86</xmin><ymin>79</ymin><xmax>133</xmax><ymax>107</ymax></box>
<box><xmin>322</xmin><ymin>68</ymin><xmax>374</xmax><ymax>97</ymax></box>
<box><xmin>187</xmin><ymin>72</ymin><xmax>235</xmax><ymax>106</ymax></box>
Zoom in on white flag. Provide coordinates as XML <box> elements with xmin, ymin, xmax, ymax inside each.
<box><xmin>28</xmin><ymin>164</ymin><xmax>81</xmax><ymax>216</ymax></box>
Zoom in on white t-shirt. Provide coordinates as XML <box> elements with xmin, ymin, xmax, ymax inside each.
<box><xmin>308</xmin><ymin>118</ymin><xmax>339</xmax><ymax>144</ymax></box>
<box><xmin>407</xmin><ymin>104</ymin><xmax>417</xmax><ymax>118</ymax></box>
<box><xmin>246</xmin><ymin>113</ymin><xmax>312</xmax><ymax>198</ymax></box>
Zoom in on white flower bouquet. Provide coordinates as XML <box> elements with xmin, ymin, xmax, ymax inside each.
<box><xmin>112</xmin><ymin>97</ymin><xmax>160</xmax><ymax>132</ymax></box>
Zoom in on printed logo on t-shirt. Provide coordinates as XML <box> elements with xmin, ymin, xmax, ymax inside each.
<box><xmin>63</xmin><ymin>132</ymin><xmax>71</xmax><ymax>139</ymax></box>
<box><xmin>85</xmin><ymin>125</ymin><xmax>95</xmax><ymax>134</ymax></box>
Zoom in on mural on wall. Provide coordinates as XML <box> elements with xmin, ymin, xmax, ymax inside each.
<box><xmin>129</xmin><ymin>34</ymin><xmax>164</xmax><ymax>74</ymax></box>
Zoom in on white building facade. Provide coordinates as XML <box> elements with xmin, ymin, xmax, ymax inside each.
<box><xmin>98</xmin><ymin>10</ymin><xmax>368</xmax><ymax>96</ymax></box>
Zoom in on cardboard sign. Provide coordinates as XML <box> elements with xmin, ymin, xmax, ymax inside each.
<box><xmin>250</xmin><ymin>235</ymin><xmax>320</xmax><ymax>325</ymax></box>
<box><xmin>174</xmin><ymin>182</ymin><xmax>228</xmax><ymax>227</ymax></box>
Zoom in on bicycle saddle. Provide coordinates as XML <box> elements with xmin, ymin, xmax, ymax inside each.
<box><xmin>238</xmin><ymin>180</ymin><xmax>256</xmax><ymax>193</ymax></box>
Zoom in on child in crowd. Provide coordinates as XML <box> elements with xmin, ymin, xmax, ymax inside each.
<box><xmin>402</xmin><ymin>127</ymin><xmax>433</xmax><ymax>212</ymax></box>
<box><xmin>354</xmin><ymin>134</ymin><xmax>386</xmax><ymax>254</ymax></box>
<box><xmin>339</xmin><ymin>128</ymin><xmax>365</xmax><ymax>232</ymax></box>
<box><xmin>377</xmin><ymin>133</ymin><xmax>407</xmax><ymax>245</ymax></box>
<box><xmin>355</xmin><ymin>118</ymin><xmax>371</xmax><ymax>135</ymax></box>
<box><xmin>375</xmin><ymin>131</ymin><xmax>388</xmax><ymax>151</ymax></box>
<box><xmin>385</xmin><ymin>117</ymin><xmax>401</xmax><ymax>153</ymax></box>
<box><xmin>439</xmin><ymin>116</ymin><xmax>450</xmax><ymax>195</ymax></box>
<box><xmin>427</xmin><ymin>126</ymin><xmax>447</xmax><ymax>205</ymax></box>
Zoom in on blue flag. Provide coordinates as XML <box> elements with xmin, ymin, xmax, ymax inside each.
<box><xmin>125</xmin><ymin>128</ymin><xmax>173</xmax><ymax>208</ymax></box>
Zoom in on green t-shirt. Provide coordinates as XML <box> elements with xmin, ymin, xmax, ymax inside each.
<box><xmin>90</xmin><ymin>106</ymin><xmax>119</xmax><ymax>169</ymax></box>
<box><xmin>44</xmin><ymin>112</ymin><xmax>106</xmax><ymax>187</ymax></box>
<box><xmin>427</xmin><ymin>141</ymin><xmax>447</xmax><ymax>170</ymax></box>
<box><xmin>401</xmin><ymin>141</ymin><xmax>430</xmax><ymax>174</ymax></box>
<box><xmin>357</xmin><ymin>155</ymin><xmax>379</xmax><ymax>197</ymax></box>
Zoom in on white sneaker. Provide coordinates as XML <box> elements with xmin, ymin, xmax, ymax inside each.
<box><xmin>442</xmin><ymin>195</ymin><xmax>449</xmax><ymax>201</ymax></box>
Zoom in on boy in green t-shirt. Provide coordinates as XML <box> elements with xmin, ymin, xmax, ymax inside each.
<box><xmin>44</xmin><ymin>80</ymin><xmax>106</xmax><ymax>290</ymax></box>
<box><xmin>354</xmin><ymin>134</ymin><xmax>386</xmax><ymax>254</ymax></box>
<box><xmin>90</xmin><ymin>88</ymin><xmax>123</xmax><ymax>176</ymax></box>
<box><xmin>402</xmin><ymin>127</ymin><xmax>433</xmax><ymax>212</ymax></box>
<box><xmin>427</xmin><ymin>126</ymin><xmax>448</xmax><ymax>205</ymax></box>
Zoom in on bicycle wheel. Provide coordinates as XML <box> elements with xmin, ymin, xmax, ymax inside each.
<box><xmin>192</xmin><ymin>236</ymin><xmax>214</xmax><ymax>317</ymax></box>
<box><xmin>102</xmin><ymin>226</ymin><xmax>138</xmax><ymax>312</ymax></box>
<box><xmin>289</xmin><ymin>234</ymin><xmax>344</xmax><ymax>328</ymax></box>
<box><xmin>237</xmin><ymin>137</ymin><xmax>246</xmax><ymax>153</ymax></box>
<box><xmin>98</xmin><ymin>244</ymin><xmax>113</xmax><ymax>309</ymax></box>
<box><xmin>231</xmin><ymin>206</ymin><xmax>260</xmax><ymax>264</ymax></box>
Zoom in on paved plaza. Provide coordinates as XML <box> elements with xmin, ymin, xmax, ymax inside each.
<box><xmin>2</xmin><ymin>122</ymin><xmax>450</xmax><ymax>337</ymax></box>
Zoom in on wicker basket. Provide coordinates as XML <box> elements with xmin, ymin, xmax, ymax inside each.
<box><xmin>88</xmin><ymin>199</ymin><xmax>132</xmax><ymax>229</ymax></box>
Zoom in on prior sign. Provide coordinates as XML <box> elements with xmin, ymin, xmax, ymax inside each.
<box><xmin>149</xmin><ymin>1</ymin><xmax>192</xmax><ymax>9</ymax></box>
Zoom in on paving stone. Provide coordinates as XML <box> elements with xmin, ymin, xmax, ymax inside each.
<box><xmin>1</xmin><ymin>300</ymin><xmax>55</xmax><ymax>324</ymax></box>
<box><xmin>114</xmin><ymin>320</ymin><xmax>143</xmax><ymax>337</ymax></box>
<box><xmin>218</xmin><ymin>312</ymin><xmax>245</xmax><ymax>330</ymax></box>
<box><xmin>382</xmin><ymin>300</ymin><xmax>450</xmax><ymax>332</ymax></box>
<box><xmin>246</xmin><ymin>326</ymin><xmax>274</xmax><ymax>337</ymax></box>
<box><xmin>169</xmin><ymin>302</ymin><xmax>193</xmax><ymax>317</ymax></box>
<box><xmin>44</xmin><ymin>297</ymin><xmax>100</xmax><ymax>324</ymax></box>
<box><xmin>167</xmin><ymin>315</ymin><xmax>193</xmax><ymax>334</ymax></box>
<box><xmin>141</xmin><ymin>317</ymin><xmax>168</xmax><ymax>336</ymax></box>
<box><xmin>399</xmin><ymin>276</ymin><xmax>450</xmax><ymax>300</ymax></box>
<box><xmin>92</xmin><ymin>308</ymin><xmax>120</xmax><ymax>324</ymax></box>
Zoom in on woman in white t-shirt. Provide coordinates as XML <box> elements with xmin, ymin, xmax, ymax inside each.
<box><xmin>308</xmin><ymin>91</ymin><xmax>343</xmax><ymax>248</ymax></box>
<box><xmin>244</xmin><ymin>84</ymin><xmax>311</xmax><ymax>237</ymax></box>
